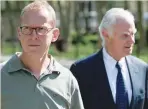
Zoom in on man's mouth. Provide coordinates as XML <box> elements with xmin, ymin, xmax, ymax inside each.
<box><xmin>125</xmin><ymin>47</ymin><xmax>131</xmax><ymax>48</ymax></box>
<box><xmin>28</xmin><ymin>45</ymin><xmax>40</xmax><ymax>46</ymax></box>
<box><xmin>125</xmin><ymin>46</ymin><xmax>133</xmax><ymax>49</ymax></box>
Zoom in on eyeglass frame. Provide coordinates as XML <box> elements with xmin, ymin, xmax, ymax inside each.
<box><xmin>19</xmin><ymin>26</ymin><xmax>54</xmax><ymax>36</ymax></box>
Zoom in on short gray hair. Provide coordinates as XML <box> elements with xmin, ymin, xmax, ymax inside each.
<box><xmin>98</xmin><ymin>8</ymin><xmax>135</xmax><ymax>46</ymax></box>
<box><xmin>20</xmin><ymin>0</ymin><xmax>56</xmax><ymax>27</ymax></box>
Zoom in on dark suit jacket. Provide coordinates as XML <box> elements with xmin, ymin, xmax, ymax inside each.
<box><xmin>70</xmin><ymin>49</ymin><xmax>148</xmax><ymax>109</ymax></box>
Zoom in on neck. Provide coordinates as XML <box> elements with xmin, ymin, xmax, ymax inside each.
<box><xmin>104</xmin><ymin>46</ymin><xmax>122</xmax><ymax>61</ymax></box>
<box><xmin>20</xmin><ymin>52</ymin><xmax>50</xmax><ymax>76</ymax></box>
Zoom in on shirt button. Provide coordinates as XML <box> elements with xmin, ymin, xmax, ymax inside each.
<box><xmin>53</xmin><ymin>93</ymin><xmax>58</xmax><ymax>97</ymax></box>
<box><xmin>36</xmin><ymin>83</ymin><xmax>41</xmax><ymax>87</ymax></box>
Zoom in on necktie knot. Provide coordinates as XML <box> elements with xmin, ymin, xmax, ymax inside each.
<box><xmin>116</xmin><ymin>62</ymin><xmax>121</xmax><ymax>71</ymax></box>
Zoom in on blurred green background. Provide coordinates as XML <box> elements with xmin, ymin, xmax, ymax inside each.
<box><xmin>1</xmin><ymin>1</ymin><xmax>148</xmax><ymax>62</ymax></box>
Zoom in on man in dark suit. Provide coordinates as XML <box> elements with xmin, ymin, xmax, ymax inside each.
<box><xmin>70</xmin><ymin>8</ymin><xmax>148</xmax><ymax>109</ymax></box>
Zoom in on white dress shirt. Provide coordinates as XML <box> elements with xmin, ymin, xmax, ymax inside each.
<box><xmin>103</xmin><ymin>48</ymin><xmax>132</xmax><ymax>104</ymax></box>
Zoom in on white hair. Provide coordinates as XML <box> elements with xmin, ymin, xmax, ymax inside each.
<box><xmin>20</xmin><ymin>0</ymin><xmax>56</xmax><ymax>27</ymax></box>
<box><xmin>98</xmin><ymin>8</ymin><xmax>135</xmax><ymax>46</ymax></box>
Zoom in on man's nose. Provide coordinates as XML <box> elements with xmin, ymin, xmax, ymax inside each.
<box><xmin>31</xmin><ymin>29</ymin><xmax>38</xmax><ymax>40</ymax></box>
<box><xmin>129</xmin><ymin>35</ymin><xmax>135</xmax><ymax>44</ymax></box>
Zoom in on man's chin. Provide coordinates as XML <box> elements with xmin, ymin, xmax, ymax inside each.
<box><xmin>24</xmin><ymin>50</ymin><xmax>41</xmax><ymax>55</ymax></box>
<box><xmin>125</xmin><ymin>50</ymin><xmax>133</xmax><ymax>55</ymax></box>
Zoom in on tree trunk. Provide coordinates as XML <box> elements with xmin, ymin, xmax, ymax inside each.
<box><xmin>95</xmin><ymin>1</ymin><xmax>107</xmax><ymax>49</ymax></box>
<box><xmin>124</xmin><ymin>1</ymin><xmax>129</xmax><ymax>9</ymax></box>
<box><xmin>136</xmin><ymin>1</ymin><xmax>145</xmax><ymax>57</ymax></box>
<box><xmin>73</xmin><ymin>1</ymin><xmax>82</xmax><ymax>58</ymax></box>
<box><xmin>6</xmin><ymin>1</ymin><xmax>16</xmax><ymax>53</ymax></box>
<box><xmin>57</xmin><ymin>1</ymin><xmax>71</xmax><ymax>52</ymax></box>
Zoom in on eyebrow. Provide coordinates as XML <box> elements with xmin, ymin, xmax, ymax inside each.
<box><xmin>20</xmin><ymin>25</ymin><xmax>51</xmax><ymax>28</ymax></box>
<box><xmin>122</xmin><ymin>28</ymin><xmax>137</xmax><ymax>35</ymax></box>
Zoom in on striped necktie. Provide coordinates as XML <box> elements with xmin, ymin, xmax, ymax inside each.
<box><xmin>116</xmin><ymin>62</ymin><xmax>129</xmax><ymax>109</ymax></box>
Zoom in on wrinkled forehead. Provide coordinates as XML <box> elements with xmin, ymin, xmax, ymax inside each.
<box><xmin>114</xmin><ymin>18</ymin><xmax>136</xmax><ymax>33</ymax></box>
<box><xmin>20</xmin><ymin>8</ymin><xmax>54</xmax><ymax>28</ymax></box>
<box><xmin>116</xmin><ymin>17</ymin><xmax>135</xmax><ymax>25</ymax></box>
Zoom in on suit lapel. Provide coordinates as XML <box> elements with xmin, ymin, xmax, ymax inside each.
<box><xmin>125</xmin><ymin>56</ymin><xmax>139</xmax><ymax>109</ymax></box>
<box><xmin>93</xmin><ymin>49</ymin><xmax>116</xmax><ymax>108</ymax></box>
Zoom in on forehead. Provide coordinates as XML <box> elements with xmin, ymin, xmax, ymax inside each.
<box><xmin>21</xmin><ymin>8</ymin><xmax>53</xmax><ymax>27</ymax></box>
<box><xmin>114</xmin><ymin>19</ymin><xmax>136</xmax><ymax>33</ymax></box>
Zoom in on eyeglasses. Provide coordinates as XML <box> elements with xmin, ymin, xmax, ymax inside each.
<box><xmin>20</xmin><ymin>26</ymin><xmax>53</xmax><ymax>35</ymax></box>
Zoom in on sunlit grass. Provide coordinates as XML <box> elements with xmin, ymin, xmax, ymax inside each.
<box><xmin>1</xmin><ymin>42</ymin><xmax>148</xmax><ymax>62</ymax></box>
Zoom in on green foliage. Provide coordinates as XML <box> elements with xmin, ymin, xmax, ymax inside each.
<box><xmin>49</xmin><ymin>43</ymin><xmax>95</xmax><ymax>59</ymax></box>
<box><xmin>1</xmin><ymin>42</ymin><xmax>22</xmax><ymax>54</ymax></box>
<box><xmin>2</xmin><ymin>42</ymin><xmax>148</xmax><ymax>63</ymax></box>
<box><xmin>50</xmin><ymin>44</ymin><xmax>148</xmax><ymax>63</ymax></box>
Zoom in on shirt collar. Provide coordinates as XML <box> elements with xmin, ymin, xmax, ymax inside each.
<box><xmin>103</xmin><ymin>47</ymin><xmax>125</xmax><ymax>68</ymax></box>
<box><xmin>6</xmin><ymin>52</ymin><xmax>60</xmax><ymax>74</ymax></box>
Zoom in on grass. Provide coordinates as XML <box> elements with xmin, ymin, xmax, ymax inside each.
<box><xmin>132</xmin><ymin>47</ymin><xmax>148</xmax><ymax>62</ymax></box>
<box><xmin>1</xmin><ymin>42</ymin><xmax>148</xmax><ymax>62</ymax></box>
<box><xmin>52</xmin><ymin>44</ymin><xmax>148</xmax><ymax>63</ymax></box>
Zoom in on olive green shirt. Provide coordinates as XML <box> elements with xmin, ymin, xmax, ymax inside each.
<box><xmin>1</xmin><ymin>53</ymin><xmax>84</xmax><ymax>109</ymax></box>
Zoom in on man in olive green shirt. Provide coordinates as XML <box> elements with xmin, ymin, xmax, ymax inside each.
<box><xmin>1</xmin><ymin>1</ymin><xmax>84</xmax><ymax>109</ymax></box>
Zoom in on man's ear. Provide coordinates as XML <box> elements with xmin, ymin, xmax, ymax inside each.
<box><xmin>102</xmin><ymin>29</ymin><xmax>109</xmax><ymax>39</ymax></box>
<box><xmin>17</xmin><ymin>27</ymin><xmax>21</xmax><ymax>41</ymax></box>
<box><xmin>52</xmin><ymin>28</ymin><xmax>60</xmax><ymax>42</ymax></box>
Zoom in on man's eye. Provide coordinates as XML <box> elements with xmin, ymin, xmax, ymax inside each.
<box><xmin>24</xmin><ymin>27</ymin><xmax>30</xmax><ymax>29</ymax></box>
<box><xmin>24</xmin><ymin>27</ymin><xmax>29</xmax><ymax>29</ymax></box>
<box><xmin>37</xmin><ymin>27</ymin><xmax>47</xmax><ymax>34</ymax></box>
<box><xmin>38</xmin><ymin>27</ymin><xmax>46</xmax><ymax>31</ymax></box>
<box><xmin>123</xmin><ymin>34</ymin><xmax>129</xmax><ymax>38</ymax></box>
<box><xmin>39</xmin><ymin>27</ymin><xmax>44</xmax><ymax>30</ymax></box>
